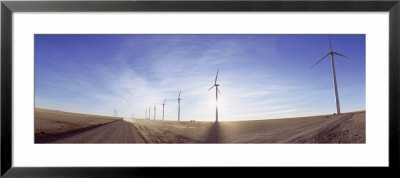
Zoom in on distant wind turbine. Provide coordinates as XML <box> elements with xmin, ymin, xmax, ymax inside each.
<box><xmin>162</xmin><ymin>99</ymin><xmax>166</xmax><ymax>120</ymax></box>
<box><xmin>145</xmin><ymin>110</ymin><xmax>147</xmax><ymax>119</ymax></box>
<box><xmin>310</xmin><ymin>35</ymin><xmax>354</xmax><ymax>115</ymax></box>
<box><xmin>113</xmin><ymin>109</ymin><xmax>118</xmax><ymax>117</ymax></box>
<box><xmin>154</xmin><ymin>105</ymin><xmax>156</xmax><ymax>120</ymax></box>
<box><xmin>208</xmin><ymin>69</ymin><xmax>221</xmax><ymax>122</ymax></box>
<box><xmin>149</xmin><ymin>107</ymin><xmax>151</xmax><ymax>120</ymax></box>
<box><xmin>177</xmin><ymin>90</ymin><xmax>181</xmax><ymax>122</ymax></box>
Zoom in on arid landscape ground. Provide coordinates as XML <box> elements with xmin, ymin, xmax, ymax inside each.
<box><xmin>35</xmin><ymin>108</ymin><xmax>122</xmax><ymax>143</ymax></box>
<box><xmin>35</xmin><ymin>108</ymin><xmax>365</xmax><ymax>144</ymax></box>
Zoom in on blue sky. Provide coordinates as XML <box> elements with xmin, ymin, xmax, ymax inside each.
<box><xmin>35</xmin><ymin>34</ymin><xmax>365</xmax><ymax>121</ymax></box>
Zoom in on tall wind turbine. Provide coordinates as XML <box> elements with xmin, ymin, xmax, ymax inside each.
<box><xmin>208</xmin><ymin>69</ymin><xmax>221</xmax><ymax>122</ymax></box>
<box><xmin>310</xmin><ymin>35</ymin><xmax>354</xmax><ymax>115</ymax></box>
<box><xmin>177</xmin><ymin>90</ymin><xmax>181</xmax><ymax>122</ymax></box>
<box><xmin>162</xmin><ymin>99</ymin><xmax>166</xmax><ymax>120</ymax></box>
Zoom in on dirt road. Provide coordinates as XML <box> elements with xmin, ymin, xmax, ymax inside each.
<box><xmin>51</xmin><ymin>120</ymin><xmax>146</xmax><ymax>143</ymax></box>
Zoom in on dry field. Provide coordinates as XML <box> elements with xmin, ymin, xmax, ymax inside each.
<box><xmin>126</xmin><ymin>111</ymin><xmax>365</xmax><ymax>143</ymax></box>
<box><xmin>35</xmin><ymin>108</ymin><xmax>365</xmax><ymax>143</ymax></box>
<box><xmin>35</xmin><ymin>108</ymin><xmax>121</xmax><ymax>143</ymax></box>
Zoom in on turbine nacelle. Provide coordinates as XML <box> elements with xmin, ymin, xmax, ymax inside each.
<box><xmin>208</xmin><ymin>69</ymin><xmax>221</xmax><ymax>93</ymax></box>
<box><xmin>310</xmin><ymin>36</ymin><xmax>354</xmax><ymax>70</ymax></box>
<box><xmin>177</xmin><ymin>90</ymin><xmax>182</xmax><ymax>102</ymax></box>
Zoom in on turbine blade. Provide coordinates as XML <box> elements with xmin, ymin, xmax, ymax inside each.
<box><xmin>215</xmin><ymin>69</ymin><xmax>219</xmax><ymax>84</ymax></box>
<box><xmin>329</xmin><ymin>35</ymin><xmax>332</xmax><ymax>51</ymax></box>
<box><xmin>178</xmin><ymin>90</ymin><xmax>181</xmax><ymax>98</ymax></box>
<box><xmin>310</xmin><ymin>53</ymin><xmax>330</xmax><ymax>69</ymax></box>
<box><xmin>217</xmin><ymin>88</ymin><xmax>221</xmax><ymax>95</ymax></box>
<box><xmin>333</xmin><ymin>52</ymin><xmax>354</xmax><ymax>61</ymax></box>
<box><xmin>208</xmin><ymin>85</ymin><xmax>215</xmax><ymax>91</ymax></box>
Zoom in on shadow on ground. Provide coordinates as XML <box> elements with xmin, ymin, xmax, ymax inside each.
<box><xmin>204</xmin><ymin>122</ymin><xmax>221</xmax><ymax>143</ymax></box>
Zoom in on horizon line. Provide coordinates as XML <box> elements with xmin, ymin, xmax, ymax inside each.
<box><xmin>34</xmin><ymin>107</ymin><xmax>365</xmax><ymax>122</ymax></box>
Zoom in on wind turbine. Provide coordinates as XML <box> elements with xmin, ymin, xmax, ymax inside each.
<box><xmin>208</xmin><ymin>69</ymin><xmax>221</xmax><ymax>122</ymax></box>
<box><xmin>177</xmin><ymin>90</ymin><xmax>181</xmax><ymax>122</ymax></box>
<box><xmin>113</xmin><ymin>109</ymin><xmax>118</xmax><ymax>117</ymax></box>
<box><xmin>162</xmin><ymin>99</ymin><xmax>166</xmax><ymax>120</ymax></box>
<box><xmin>310</xmin><ymin>35</ymin><xmax>354</xmax><ymax>115</ymax></box>
<box><xmin>154</xmin><ymin>105</ymin><xmax>156</xmax><ymax>120</ymax></box>
<box><xmin>145</xmin><ymin>110</ymin><xmax>147</xmax><ymax>119</ymax></box>
<box><xmin>149</xmin><ymin>107</ymin><xmax>151</xmax><ymax>120</ymax></box>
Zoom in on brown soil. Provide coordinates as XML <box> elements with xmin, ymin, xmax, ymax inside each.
<box><xmin>35</xmin><ymin>108</ymin><xmax>365</xmax><ymax>144</ymax></box>
<box><xmin>128</xmin><ymin>111</ymin><xmax>365</xmax><ymax>143</ymax></box>
<box><xmin>35</xmin><ymin>108</ymin><xmax>121</xmax><ymax>142</ymax></box>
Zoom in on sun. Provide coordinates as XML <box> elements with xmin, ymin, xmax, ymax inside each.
<box><xmin>206</xmin><ymin>97</ymin><xmax>220</xmax><ymax>109</ymax></box>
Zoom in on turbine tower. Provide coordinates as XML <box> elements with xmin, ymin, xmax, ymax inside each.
<box><xmin>310</xmin><ymin>35</ymin><xmax>354</xmax><ymax>115</ymax></box>
<box><xmin>145</xmin><ymin>110</ymin><xmax>147</xmax><ymax>119</ymax></box>
<box><xmin>208</xmin><ymin>69</ymin><xmax>221</xmax><ymax>122</ymax></box>
<box><xmin>177</xmin><ymin>90</ymin><xmax>181</xmax><ymax>122</ymax></box>
<box><xmin>162</xmin><ymin>99</ymin><xmax>166</xmax><ymax>120</ymax></box>
<box><xmin>154</xmin><ymin>105</ymin><xmax>156</xmax><ymax>120</ymax></box>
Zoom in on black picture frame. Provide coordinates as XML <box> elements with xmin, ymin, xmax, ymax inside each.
<box><xmin>1</xmin><ymin>0</ymin><xmax>399</xmax><ymax>177</ymax></box>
